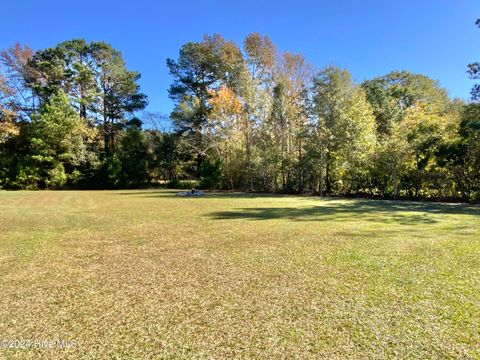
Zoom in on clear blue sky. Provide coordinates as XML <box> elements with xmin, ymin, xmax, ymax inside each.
<box><xmin>3</xmin><ymin>0</ymin><xmax>480</xmax><ymax>115</ymax></box>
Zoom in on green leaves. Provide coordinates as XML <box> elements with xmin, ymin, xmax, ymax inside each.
<box><xmin>0</xmin><ymin>33</ymin><xmax>478</xmax><ymax>199</ymax></box>
<box><xmin>25</xmin><ymin>91</ymin><xmax>98</xmax><ymax>189</ymax></box>
<box><xmin>311</xmin><ymin>66</ymin><xmax>376</xmax><ymax>194</ymax></box>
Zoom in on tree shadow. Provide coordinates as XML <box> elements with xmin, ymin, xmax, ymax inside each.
<box><xmin>113</xmin><ymin>190</ymin><xmax>480</xmax><ymax>225</ymax></box>
<box><xmin>115</xmin><ymin>190</ymin><xmax>180</xmax><ymax>196</ymax></box>
<box><xmin>115</xmin><ymin>190</ymin><xmax>297</xmax><ymax>199</ymax></box>
<box><xmin>208</xmin><ymin>199</ymin><xmax>480</xmax><ymax>225</ymax></box>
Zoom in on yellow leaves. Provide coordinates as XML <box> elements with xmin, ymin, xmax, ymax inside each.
<box><xmin>401</xmin><ymin>100</ymin><xmax>460</xmax><ymax>143</ymax></box>
<box><xmin>207</xmin><ymin>86</ymin><xmax>245</xmax><ymax>166</ymax></box>
<box><xmin>402</xmin><ymin>101</ymin><xmax>435</xmax><ymax>126</ymax></box>
<box><xmin>209</xmin><ymin>86</ymin><xmax>242</xmax><ymax>122</ymax></box>
<box><xmin>0</xmin><ymin>121</ymin><xmax>19</xmax><ymax>141</ymax></box>
<box><xmin>0</xmin><ymin>109</ymin><xmax>19</xmax><ymax>143</ymax></box>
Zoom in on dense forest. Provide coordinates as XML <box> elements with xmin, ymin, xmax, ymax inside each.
<box><xmin>1</xmin><ymin>22</ymin><xmax>479</xmax><ymax>201</ymax></box>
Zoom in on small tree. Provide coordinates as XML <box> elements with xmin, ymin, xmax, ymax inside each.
<box><xmin>29</xmin><ymin>91</ymin><xmax>97</xmax><ymax>188</ymax></box>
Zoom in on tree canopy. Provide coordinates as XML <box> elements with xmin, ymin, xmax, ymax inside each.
<box><xmin>0</xmin><ymin>25</ymin><xmax>479</xmax><ymax>201</ymax></box>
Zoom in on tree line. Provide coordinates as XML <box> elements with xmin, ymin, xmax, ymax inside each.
<box><xmin>1</xmin><ymin>23</ymin><xmax>479</xmax><ymax>201</ymax></box>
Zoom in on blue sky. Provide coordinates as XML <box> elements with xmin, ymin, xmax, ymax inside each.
<box><xmin>2</xmin><ymin>0</ymin><xmax>480</xmax><ymax>115</ymax></box>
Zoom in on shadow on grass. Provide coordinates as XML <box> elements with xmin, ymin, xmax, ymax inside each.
<box><xmin>208</xmin><ymin>199</ymin><xmax>480</xmax><ymax>225</ymax></box>
<box><xmin>115</xmin><ymin>190</ymin><xmax>294</xmax><ymax>199</ymax></box>
<box><xmin>114</xmin><ymin>190</ymin><xmax>480</xmax><ymax>225</ymax></box>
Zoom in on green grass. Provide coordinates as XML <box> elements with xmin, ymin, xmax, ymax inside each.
<box><xmin>0</xmin><ymin>190</ymin><xmax>479</xmax><ymax>359</ymax></box>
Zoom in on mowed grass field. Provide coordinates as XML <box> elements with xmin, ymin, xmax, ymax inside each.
<box><xmin>0</xmin><ymin>190</ymin><xmax>479</xmax><ymax>359</ymax></box>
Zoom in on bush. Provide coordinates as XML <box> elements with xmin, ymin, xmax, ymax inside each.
<box><xmin>199</xmin><ymin>159</ymin><xmax>222</xmax><ymax>189</ymax></box>
<box><xmin>46</xmin><ymin>163</ymin><xmax>67</xmax><ymax>189</ymax></box>
<box><xmin>96</xmin><ymin>155</ymin><xmax>123</xmax><ymax>188</ymax></box>
<box><xmin>167</xmin><ymin>179</ymin><xmax>199</xmax><ymax>189</ymax></box>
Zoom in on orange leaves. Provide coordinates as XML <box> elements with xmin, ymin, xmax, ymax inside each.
<box><xmin>209</xmin><ymin>86</ymin><xmax>242</xmax><ymax>120</ymax></box>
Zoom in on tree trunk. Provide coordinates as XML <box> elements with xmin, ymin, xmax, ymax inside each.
<box><xmin>80</xmin><ymin>103</ymin><xmax>86</xmax><ymax>119</ymax></box>
<box><xmin>245</xmin><ymin>121</ymin><xmax>253</xmax><ymax>191</ymax></box>
<box><xmin>196</xmin><ymin>153</ymin><xmax>202</xmax><ymax>177</ymax></box>
<box><xmin>325</xmin><ymin>153</ymin><xmax>331</xmax><ymax>195</ymax></box>
<box><xmin>103</xmin><ymin>88</ymin><xmax>111</xmax><ymax>156</ymax></box>
<box><xmin>392</xmin><ymin>164</ymin><xmax>397</xmax><ymax>199</ymax></box>
<box><xmin>319</xmin><ymin>150</ymin><xmax>324</xmax><ymax>197</ymax></box>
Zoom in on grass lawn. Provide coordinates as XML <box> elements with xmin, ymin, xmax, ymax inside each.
<box><xmin>0</xmin><ymin>190</ymin><xmax>479</xmax><ymax>359</ymax></box>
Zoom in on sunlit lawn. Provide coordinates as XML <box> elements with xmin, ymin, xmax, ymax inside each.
<box><xmin>0</xmin><ymin>189</ymin><xmax>479</xmax><ymax>359</ymax></box>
